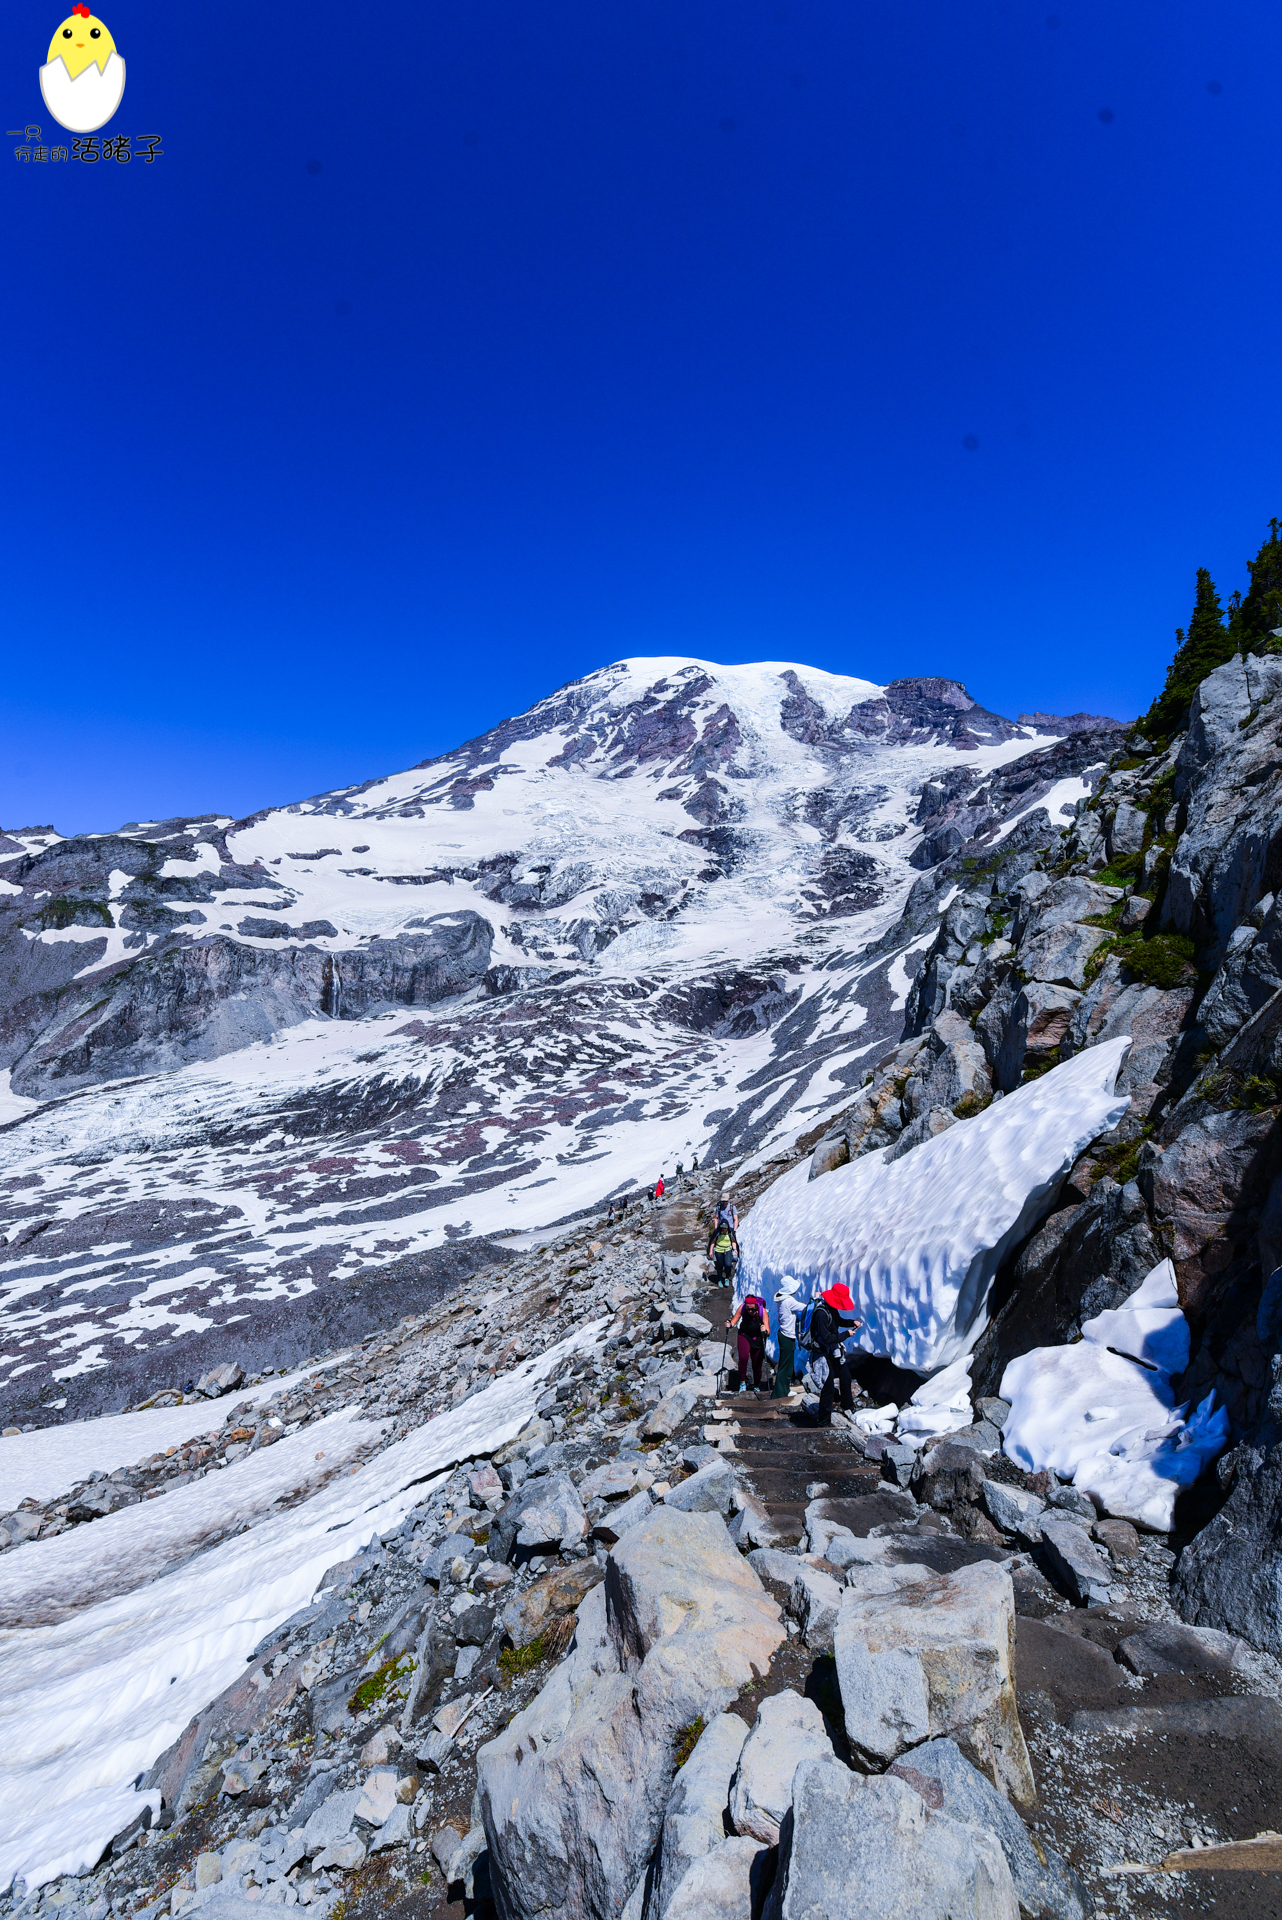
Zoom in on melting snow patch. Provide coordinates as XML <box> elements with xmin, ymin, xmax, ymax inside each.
<box><xmin>1001</xmin><ymin>1259</ymin><xmax>1228</xmax><ymax>1531</ymax></box>
<box><xmin>739</xmin><ymin>1038</ymin><xmax>1132</xmax><ymax>1372</ymax></box>
<box><xmin>897</xmin><ymin>1355</ymin><xmax>973</xmax><ymax>1437</ymax></box>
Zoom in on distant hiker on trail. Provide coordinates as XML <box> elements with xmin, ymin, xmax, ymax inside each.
<box><xmin>691</xmin><ymin>1155</ymin><xmax>699</xmax><ymax>1172</ymax></box>
<box><xmin>728</xmin><ymin>1289</ymin><xmax>770</xmax><ymax>1393</ymax></box>
<box><xmin>676</xmin><ymin>1159</ymin><xmax>684</xmax><ymax>1181</ymax></box>
<box><xmin>715</xmin><ymin>1195</ymin><xmax>739</xmax><ymax>1232</ymax></box>
<box><xmin>654</xmin><ymin>1175</ymin><xmax>665</xmax><ymax>1202</ymax></box>
<box><xmin>707</xmin><ymin>1213</ymin><xmax>739</xmax><ymax>1285</ymax></box>
<box><xmin>772</xmin><ymin>1279</ymin><xmax>802</xmax><ymax>1399</ymax></box>
<box><xmin>806</xmin><ymin>1283</ymin><xmax>862</xmax><ymax>1426</ymax></box>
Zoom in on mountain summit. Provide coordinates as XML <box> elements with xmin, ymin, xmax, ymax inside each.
<box><xmin>0</xmin><ymin>658</ymin><xmax>1121</xmax><ymax>1420</ymax></box>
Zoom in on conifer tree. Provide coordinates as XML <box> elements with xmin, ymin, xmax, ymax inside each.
<box><xmin>1140</xmin><ymin>567</ymin><xmax>1235</xmax><ymax>740</ymax></box>
<box><xmin>1229</xmin><ymin>518</ymin><xmax>1282</xmax><ymax>658</ymax></box>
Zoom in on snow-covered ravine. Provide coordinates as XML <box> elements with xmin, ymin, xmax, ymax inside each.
<box><xmin>0</xmin><ymin>1321</ymin><xmax>601</xmax><ymax>1894</ymax></box>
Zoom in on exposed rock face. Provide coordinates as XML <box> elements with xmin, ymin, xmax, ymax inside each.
<box><xmin>1162</xmin><ymin>654</ymin><xmax>1282</xmax><ymax>961</ymax></box>
<box><xmin>1173</xmin><ymin>1365</ymin><xmax>1282</xmax><ymax>1655</ymax></box>
<box><xmin>7</xmin><ymin>918</ymin><xmax>495</xmax><ymax>1100</ymax></box>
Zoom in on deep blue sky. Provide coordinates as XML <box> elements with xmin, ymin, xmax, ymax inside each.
<box><xmin>3</xmin><ymin>0</ymin><xmax>1279</xmax><ymax>832</ymax></box>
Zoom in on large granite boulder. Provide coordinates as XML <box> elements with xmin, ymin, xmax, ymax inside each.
<box><xmin>727</xmin><ymin>1690</ymin><xmax>834</xmax><ymax>1845</ymax></box>
<box><xmin>488</xmin><ymin>1472</ymin><xmax>588</xmax><ymax>1565</ymax></box>
<box><xmin>479</xmin><ymin>1509</ymin><xmax>784</xmax><ymax>1920</ymax></box>
<box><xmin>652</xmin><ymin>1712</ymin><xmax>749</xmax><ymax>1918</ymax></box>
<box><xmin>835</xmin><ymin>1560</ymin><xmax>1034</xmax><ymax>1809</ymax></box>
<box><xmin>764</xmin><ymin>1756</ymin><xmax>1018</xmax><ymax>1920</ymax></box>
<box><xmin>890</xmin><ymin>1738</ymin><xmax>1090</xmax><ymax>1920</ymax></box>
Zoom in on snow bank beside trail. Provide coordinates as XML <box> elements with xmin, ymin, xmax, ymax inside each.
<box><xmin>0</xmin><ymin>1322</ymin><xmax>604</xmax><ymax>1896</ymax></box>
<box><xmin>738</xmin><ymin>1038</ymin><xmax>1132</xmax><ymax>1373</ymax></box>
<box><xmin>0</xmin><ymin>1356</ymin><xmax>352</xmax><ymax>1511</ymax></box>
<box><xmin>1001</xmin><ymin>1260</ymin><xmax>1228</xmax><ymax>1531</ymax></box>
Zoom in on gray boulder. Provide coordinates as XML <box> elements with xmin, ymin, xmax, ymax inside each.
<box><xmin>663</xmin><ymin>1459</ymin><xmax>736</xmax><ymax>1515</ymax></box>
<box><xmin>728</xmin><ymin>1690</ymin><xmax>834</xmax><ymax>1844</ymax></box>
<box><xmin>653</xmin><ymin>1712</ymin><xmax>749</xmax><ymax>1918</ymax></box>
<box><xmin>764</xmin><ymin>1757</ymin><xmax>1018</xmax><ymax>1920</ymax></box>
<box><xmin>889</xmin><ymin>1738</ymin><xmax>1091</xmax><ymax>1920</ymax></box>
<box><xmin>835</xmin><ymin>1559</ymin><xmax>1034</xmax><ymax>1809</ymax></box>
<box><xmin>1018</xmin><ymin>923</ymin><xmax>1107</xmax><ymax>993</ymax></box>
<box><xmin>981</xmin><ymin>1480</ymin><xmax>1045</xmax><ymax>1543</ymax></box>
<box><xmin>1016</xmin><ymin>875</ymin><xmax>1121</xmax><ymax>944</ymax></box>
<box><xmin>663</xmin><ymin>1837</ymin><xmax>773</xmax><ymax>1920</ymax></box>
<box><xmin>593</xmin><ymin>1487</ymin><xmax>655</xmax><ymax>1545</ymax></box>
<box><xmin>1115</xmin><ymin>1621</ymin><xmax>1246</xmax><ymax>1675</ymax></box>
<box><xmin>639</xmin><ymin>1381</ymin><xmax>705</xmax><ymax>1439</ymax></box>
<box><xmin>788</xmin><ymin>1563</ymin><xmax>843</xmax><ymax>1651</ymax></box>
<box><xmin>420</xmin><ymin>1533</ymin><xmax>479</xmax><ymax>1585</ymax></box>
<box><xmin>1039</xmin><ymin>1518</ymin><xmax>1111</xmax><ymax>1605</ymax></box>
<box><xmin>195</xmin><ymin>1364</ymin><xmax>244</xmax><ymax>1398</ymax></box>
<box><xmin>479</xmin><ymin>1510</ymin><xmax>784</xmax><ymax>1920</ymax></box>
<box><xmin>488</xmin><ymin>1472</ymin><xmax>588</xmax><ymax>1564</ymax></box>
<box><xmin>302</xmin><ymin>1786</ymin><xmax>362</xmax><ymax>1858</ymax></box>
<box><xmin>901</xmin><ymin>1010</ymin><xmax>992</xmax><ymax>1119</ymax></box>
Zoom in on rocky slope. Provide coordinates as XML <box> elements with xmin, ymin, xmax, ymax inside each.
<box><xmin>4</xmin><ymin>1177</ymin><xmax>1281</xmax><ymax>1920</ymax></box>
<box><xmin>0</xmin><ymin>660</ymin><xmax>1120</xmax><ymax>1429</ymax></box>
<box><xmin>7</xmin><ymin>635</ymin><xmax>1282</xmax><ymax>1920</ymax></box>
<box><xmin>803</xmin><ymin>650</ymin><xmax>1282</xmax><ymax>1651</ymax></box>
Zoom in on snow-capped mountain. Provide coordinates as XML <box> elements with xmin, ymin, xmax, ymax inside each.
<box><xmin>0</xmin><ymin>659</ymin><xmax>1122</xmax><ymax>1423</ymax></box>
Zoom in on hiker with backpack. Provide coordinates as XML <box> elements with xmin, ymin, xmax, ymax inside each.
<box><xmin>727</xmin><ymin>1289</ymin><xmax>771</xmax><ymax>1393</ymax></box>
<box><xmin>800</xmin><ymin>1283</ymin><xmax>862</xmax><ymax>1426</ymax></box>
<box><xmin>771</xmin><ymin>1278</ymin><xmax>802</xmax><ymax>1399</ymax></box>
<box><xmin>707</xmin><ymin>1210</ymin><xmax>739</xmax><ymax>1286</ymax></box>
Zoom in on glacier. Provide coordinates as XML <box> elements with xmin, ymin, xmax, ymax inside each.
<box><xmin>737</xmin><ymin>1037</ymin><xmax>1133</xmax><ymax>1374</ymax></box>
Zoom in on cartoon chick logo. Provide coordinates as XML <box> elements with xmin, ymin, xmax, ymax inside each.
<box><xmin>40</xmin><ymin>2</ymin><xmax>125</xmax><ymax>133</ymax></box>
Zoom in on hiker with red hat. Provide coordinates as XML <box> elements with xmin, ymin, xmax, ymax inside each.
<box><xmin>808</xmin><ymin>1282</ymin><xmax>861</xmax><ymax>1426</ymax></box>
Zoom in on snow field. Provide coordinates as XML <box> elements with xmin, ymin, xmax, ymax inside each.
<box><xmin>0</xmin><ymin>1322</ymin><xmax>604</xmax><ymax>1896</ymax></box>
<box><xmin>0</xmin><ymin>1354</ymin><xmax>353</xmax><ymax>1510</ymax></box>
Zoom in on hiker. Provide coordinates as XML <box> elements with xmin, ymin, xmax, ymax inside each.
<box><xmin>707</xmin><ymin>1211</ymin><xmax>739</xmax><ymax>1286</ymax></box>
<box><xmin>727</xmin><ymin>1289</ymin><xmax>770</xmax><ymax>1393</ymax></box>
<box><xmin>807</xmin><ymin>1283</ymin><xmax>862</xmax><ymax>1426</ymax></box>
<box><xmin>654</xmin><ymin>1174</ymin><xmax>665</xmax><ymax>1202</ymax></box>
<box><xmin>690</xmin><ymin>1155</ymin><xmax>699</xmax><ymax>1172</ymax></box>
<box><xmin>771</xmin><ymin>1278</ymin><xmax>802</xmax><ymax>1399</ymax></box>
<box><xmin>714</xmin><ymin>1194</ymin><xmax>739</xmax><ymax>1232</ymax></box>
<box><xmin>676</xmin><ymin>1159</ymin><xmax>684</xmax><ymax>1181</ymax></box>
